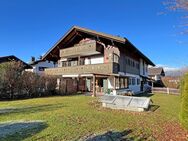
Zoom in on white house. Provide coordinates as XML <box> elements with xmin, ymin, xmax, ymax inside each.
<box><xmin>26</xmin><ymin>57</ymin><xmax>56</xmax><ymax>75</ymax></box>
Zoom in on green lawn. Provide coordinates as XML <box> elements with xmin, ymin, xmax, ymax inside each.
<box><xmin>0</xmin><ymin>94</ymin><xmax>184</xmax><ymax>141</ymax></box>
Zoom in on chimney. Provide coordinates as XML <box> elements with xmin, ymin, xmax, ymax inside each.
<box><xmin>31</xmin><ymin>56</ymin><xmax>35</xmax><ymax>62</ymax></box>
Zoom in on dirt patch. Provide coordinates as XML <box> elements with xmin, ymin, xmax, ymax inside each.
<box><xmin>78</xmin><ymin>130</ymin><xmax>154</xmax><ymax>141</ymax></box>
<box><xmin>154</xmin><ymin>122</ymin><xmax>188</xmax><ymax>141</ymax></box>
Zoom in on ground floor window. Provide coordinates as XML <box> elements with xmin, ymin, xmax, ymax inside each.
<box><xmin>132</xmin><ymin>78</ymin><xmax>136</xmax><ymax>85</ymax></box>
<box><xmin>128</xmin><ymin>77</ymin><xmax>140</xmax><ymax>86</ymax></box>
<box><xmin>115</xmin><ymin>77</ymin><xmax>128</xmax><ymax>89</ymax></box>
<box><xmin>129</xmin><ymin>78</ymin><xmax>132</xmax><ymax>85</ymax></box>
<box><xmin>137</xmin><ymin>78</ymin><xmax>140</xmax><ymax>85</ymax></box>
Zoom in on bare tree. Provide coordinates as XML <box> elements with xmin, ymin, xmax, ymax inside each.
<box><xmin>0</xmin><ymin>61</ymin><xmax>24</xmax><ymax>99</ymax></box>
<box><xmin>0</xmin><ymin>61</ymin><xmax>58</xmax><ymax>100</ymax></box>
<box><xmin>165</xmin><ymin>0</ymin><xmax>188</xmax><ymax>10</ymax></box>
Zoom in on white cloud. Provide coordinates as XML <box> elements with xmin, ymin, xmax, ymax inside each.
<box><xmin>155</xmin><ymin>64</ymin><xmax>179</xmax><ymax>72</ymax></box>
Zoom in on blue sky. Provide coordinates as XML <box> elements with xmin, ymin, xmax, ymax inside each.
<box><xmin>0</xmin><ymin>0</ymin><xmax>187</xmax><ymax>69</ymax></box>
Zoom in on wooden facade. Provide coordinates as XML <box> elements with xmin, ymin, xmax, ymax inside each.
<box><xmin>45</xmin><ymin>62</ymin><xmax>119</xmax><ymax>76</ymax></box>
<box><xmin>43</xmin><ymin>26</ymin><xmax>155</xmax><ymax>96</ymax></box>
<box><xmin>60</xmin><ymin>41</ymin><xmax>103</xmax><ymax>58</ymax></box>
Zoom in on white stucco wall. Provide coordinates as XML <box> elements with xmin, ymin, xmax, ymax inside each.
<box><xmin>85</xmin><ymin>58</ymin><xmax>91</xmax><ymax>65</ymax></box>
<box><xmin>126</xmin><ymin>73</ymin><xmax>141</xmax><ymax>93</ymax></box>
<box><xmin>27</xmin><ymin>61</ymin><xmax>55</xmax><ymax>75</ymax></box>
<box><xmin>85</xmin><ymin>55</ymin><xmax>104</xmax><ymax>65</ymax></box>
<box><xmin>154</xmin><ymin>75</ymin><xmax>161</xmax><ymax>81</ymax></box>
<box><xmin>128</xmin><ymin>84</ymin><xmax>140</xmax><ymax>93</ymax></box>
<box><xmin>107</xmin><ymin>76</ymin><xmax>114</xmax><ymax>89</ymax></box>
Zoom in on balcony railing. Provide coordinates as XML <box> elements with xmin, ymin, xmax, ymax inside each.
<box><xmin>60</xmin><ymin>41</ymin><xmax>103</xmax><ymax>58</ymax></box>
<box><xmin>45</xmin><ymin>62</ymin><xmax>119</xmax><ymax>76</ymax></box>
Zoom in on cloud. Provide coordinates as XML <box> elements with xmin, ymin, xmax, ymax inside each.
<box><xmin>155</xmin><ymin>64</ymin><xmax>179</xmax><ymax>72</ymax></box>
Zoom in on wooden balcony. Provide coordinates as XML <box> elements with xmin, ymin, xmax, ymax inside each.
<box><xmin>45</xmin><ymin>62</ymin><xmax>119</xmax><ymax>76</ymax></box>
<box><xmin>60</xmin><ymin>41</ymin><xmax>103</xmax><ymax>58</ymax></box>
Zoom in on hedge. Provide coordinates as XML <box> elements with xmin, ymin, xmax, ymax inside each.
<box><xmin>180</xmin><ymin>73</ymin><xmax>188</xmax><ymax>130</ymax></box>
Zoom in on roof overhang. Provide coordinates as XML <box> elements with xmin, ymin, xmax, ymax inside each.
<box><xmin>0</xmin><ymin>55</ymin><xmax>32</xmax><ymax>69</ymax></box>
<box><xmin>42</xmin><ymin>26</ymin><xmax>155</xmax><ymax>66</ymax></box>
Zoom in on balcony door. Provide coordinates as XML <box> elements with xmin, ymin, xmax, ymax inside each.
<box><xmin>86</xmin><ymin>78</ymin><xmax>91</xmax><ymax>92</ymax></box>
<box><xmin>96</xmin><ymin>78</ymin><xmax>108</xmax><ymax>94</ymax></box>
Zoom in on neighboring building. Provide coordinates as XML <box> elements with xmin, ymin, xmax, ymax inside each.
<box><xmin>148</xmin><ymin>67</ymin><xmax>165</xmax><ymax>87</ymax></box>
<box><xmin>42</xmin><ymin>26</ymin><xmax>155</xmax><ymax>96</ymax></box>
<box><xmin>148</xmin><ymin>67</ymin><xmax>165</xmax><ymax>81</ymax></box>
<box><xmin>26</xmin><ymin>57</ymin><xmax>55</xmax><ymax>75</ymax></box>
<box><xmin>0</xmin><ymin>55</ymin><xmax>32</xmax><ymax>69</ymax></box>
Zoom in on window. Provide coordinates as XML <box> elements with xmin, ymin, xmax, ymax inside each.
<box><xmin>120</xmin><ymin>78</ymin><xmax>124</xmax><ymax>88</ymax></box>
<box><xmin>115</xmin><ymin>77</ymin><xmax>119</xmax><ymax>89</ymax></box>
<box><xmin>113</xmin><ymin>54</ymin><xmax>119</xmax><ymax>63</ymax></box>
<box><xmin>80</xmin><ymin>58</ymin><xmax>85</xmax><ymax>65</ymax></box>
<box><xmin>38</xmin><ymin>67</ymin><xmax>47</xmax><ymax>71</ymax></box>
<box><xmin>128</xmin><ymin>59</ymin><xmax>131</xmax><ymax>66</ymax></box>
<box><xmin>143</xmin><ymin>63</ymin><xmax>145</xmax><ymax>75</ymax></box>
<box><xmin>137</xmin><ymin>78</ymin><xmax>140</xmax><ymax>85</ymax></box>
<box><xmin>130</xmin><ymin>60</ymin><xmax>133</xmax><ymax>66</ymax></box>
<box><xmin>116</xmin><ymin>77</ymin><xmax>128</xmax><ymax>89</ymax></box>
<box><xmin>67</xmin><ymin>61</ymin><xmax>71</xmax><ymax>66</ymax></box>
<box><xmin>71</xmin><ymin>60</ymin><xmax>78</xmax><ymax>66</ymax></box>
<box><xmin>132</xmin><ymin>78</ymin><xmax>136</xmax><ymax>85</ymax></box>
<box><xmin>129</xmin><ymin>78</ymin><xmax>132</xmax><ymax>85</ymax></box>
<box><xmin>126</xmin><ymin>57</ymin><xmax>139</xmax><ymax>69</ymax></box>
<box><xmin>124</xmin><ymin>78</ymin><xmax>128</xmax><ymax>88</ymax></box>
<box><xmin>62</xmin><ymin>61</ymin><xmax>67</xmax><ymax>67</ymax></box>
<box><xmin>133</xmin><ymin>61</ymin><xmax>135</xmax><ymax>67</ymax></box>
<box><xmin>136</xmin><ymin>63</ymin><xmax>139</xmax><ymax>69</ymax></box>
<box><xmin>145</xmin><ymin>65</ymin><xmax>148</xmax><ymax>73</ymax></box>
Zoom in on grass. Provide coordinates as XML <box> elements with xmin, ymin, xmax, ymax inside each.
<box><xmin>0</xmin><ymin>93</ymin><xmax>183</xmax><ymax>140</ymax></box>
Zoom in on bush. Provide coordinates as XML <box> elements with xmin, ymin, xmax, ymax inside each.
<box><xmin>180</xmin><ymin>73</ymin><xmax>188</xmax><ymax>130</ymax></box>
<box><xmin>0</xmin><ymin>61</ymin><xmax>24</xmax><ymax>99</ymax></box>
<box><xmin>0</xmin><ymin>61</ymin><xmax>58</xmax><ymax>100</ymax></box>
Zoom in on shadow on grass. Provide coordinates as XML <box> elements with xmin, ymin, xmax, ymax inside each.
<box><xmin>148</xmin><ymin>105</ymin><xmax>160</xmax><ymax>112</ymax></box>
<box><xmin>0</xmin><ymin>103</ymin><xmax>66</xmax><ymax>115</ymax></box>
<box><xmin>0</xmin><ymin>120</ymin><xmax>47</xmax><ymax>141</ymax></box>
<box><xmin>135</xmin><ymin>93</ymin><xmax>154</xmax><ymax>97</ymax></box>
<box><xmin>80</xmin><ymin>129</ymin><xmax>152</xmax><ymax>141</ymax></box>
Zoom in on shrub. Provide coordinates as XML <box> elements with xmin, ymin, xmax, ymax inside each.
<box><xmin>0</xmin><ymin>61</ymin><xmax>58</xmax><ymax>100</ymax></box>
<box><xmin>43</xmin><ymin>75</ymin><xmax>57</xmax><ymax>95</ymax></box>
<box><xmin>0</xmin><ymin>61</ymin><xmax>24</xmax><ymax>99</ymax></box>
<box><xmin>180</xmin><ymin>73</ymin><xmax>188</xmax><ymax>130</ymax></box>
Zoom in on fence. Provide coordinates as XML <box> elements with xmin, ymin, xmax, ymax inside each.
<box><xmin>152</xmin><ymin>87</ymin><xmax>180</xmax><ymax>95</ymax></box>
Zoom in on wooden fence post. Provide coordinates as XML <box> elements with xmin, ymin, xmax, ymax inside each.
<box><xmin>167</xmin><ymin>87</ymin><xmax>170</xmax><ymax>94</ymax></box>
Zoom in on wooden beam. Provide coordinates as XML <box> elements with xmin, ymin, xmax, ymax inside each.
<box><xmin>114</xmin><ymin>76</ymin><xmax>116</xmax><ymax>90</ymax></box>
<box><xmin>92</xmin><ymin>75</ymin><xmax>96</xmax><ymax>97</ymax></box>
<box><xmin>78</xmin><ymin>56</ymin><xmax>80</xmax><ymax>65</ymax></box>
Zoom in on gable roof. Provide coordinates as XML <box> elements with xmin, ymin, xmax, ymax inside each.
<box><xmin>42</xmin><ymin>26</ymin><xmax>155</xmax><ymax>66</ymax></box>
<box><xmin>29</xmin><ymin>59</ymin><xmax>44</xmax><ymax>65</ymax></box>
<box><xmin>0</xmin><ymin>55</ymin><xmax>32</xmax><ymax>69</ymax></box>
<box><xmin>148</xmin><ymin>67</ymin><xmax>165</xmax><ymax>76</ymax></box>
